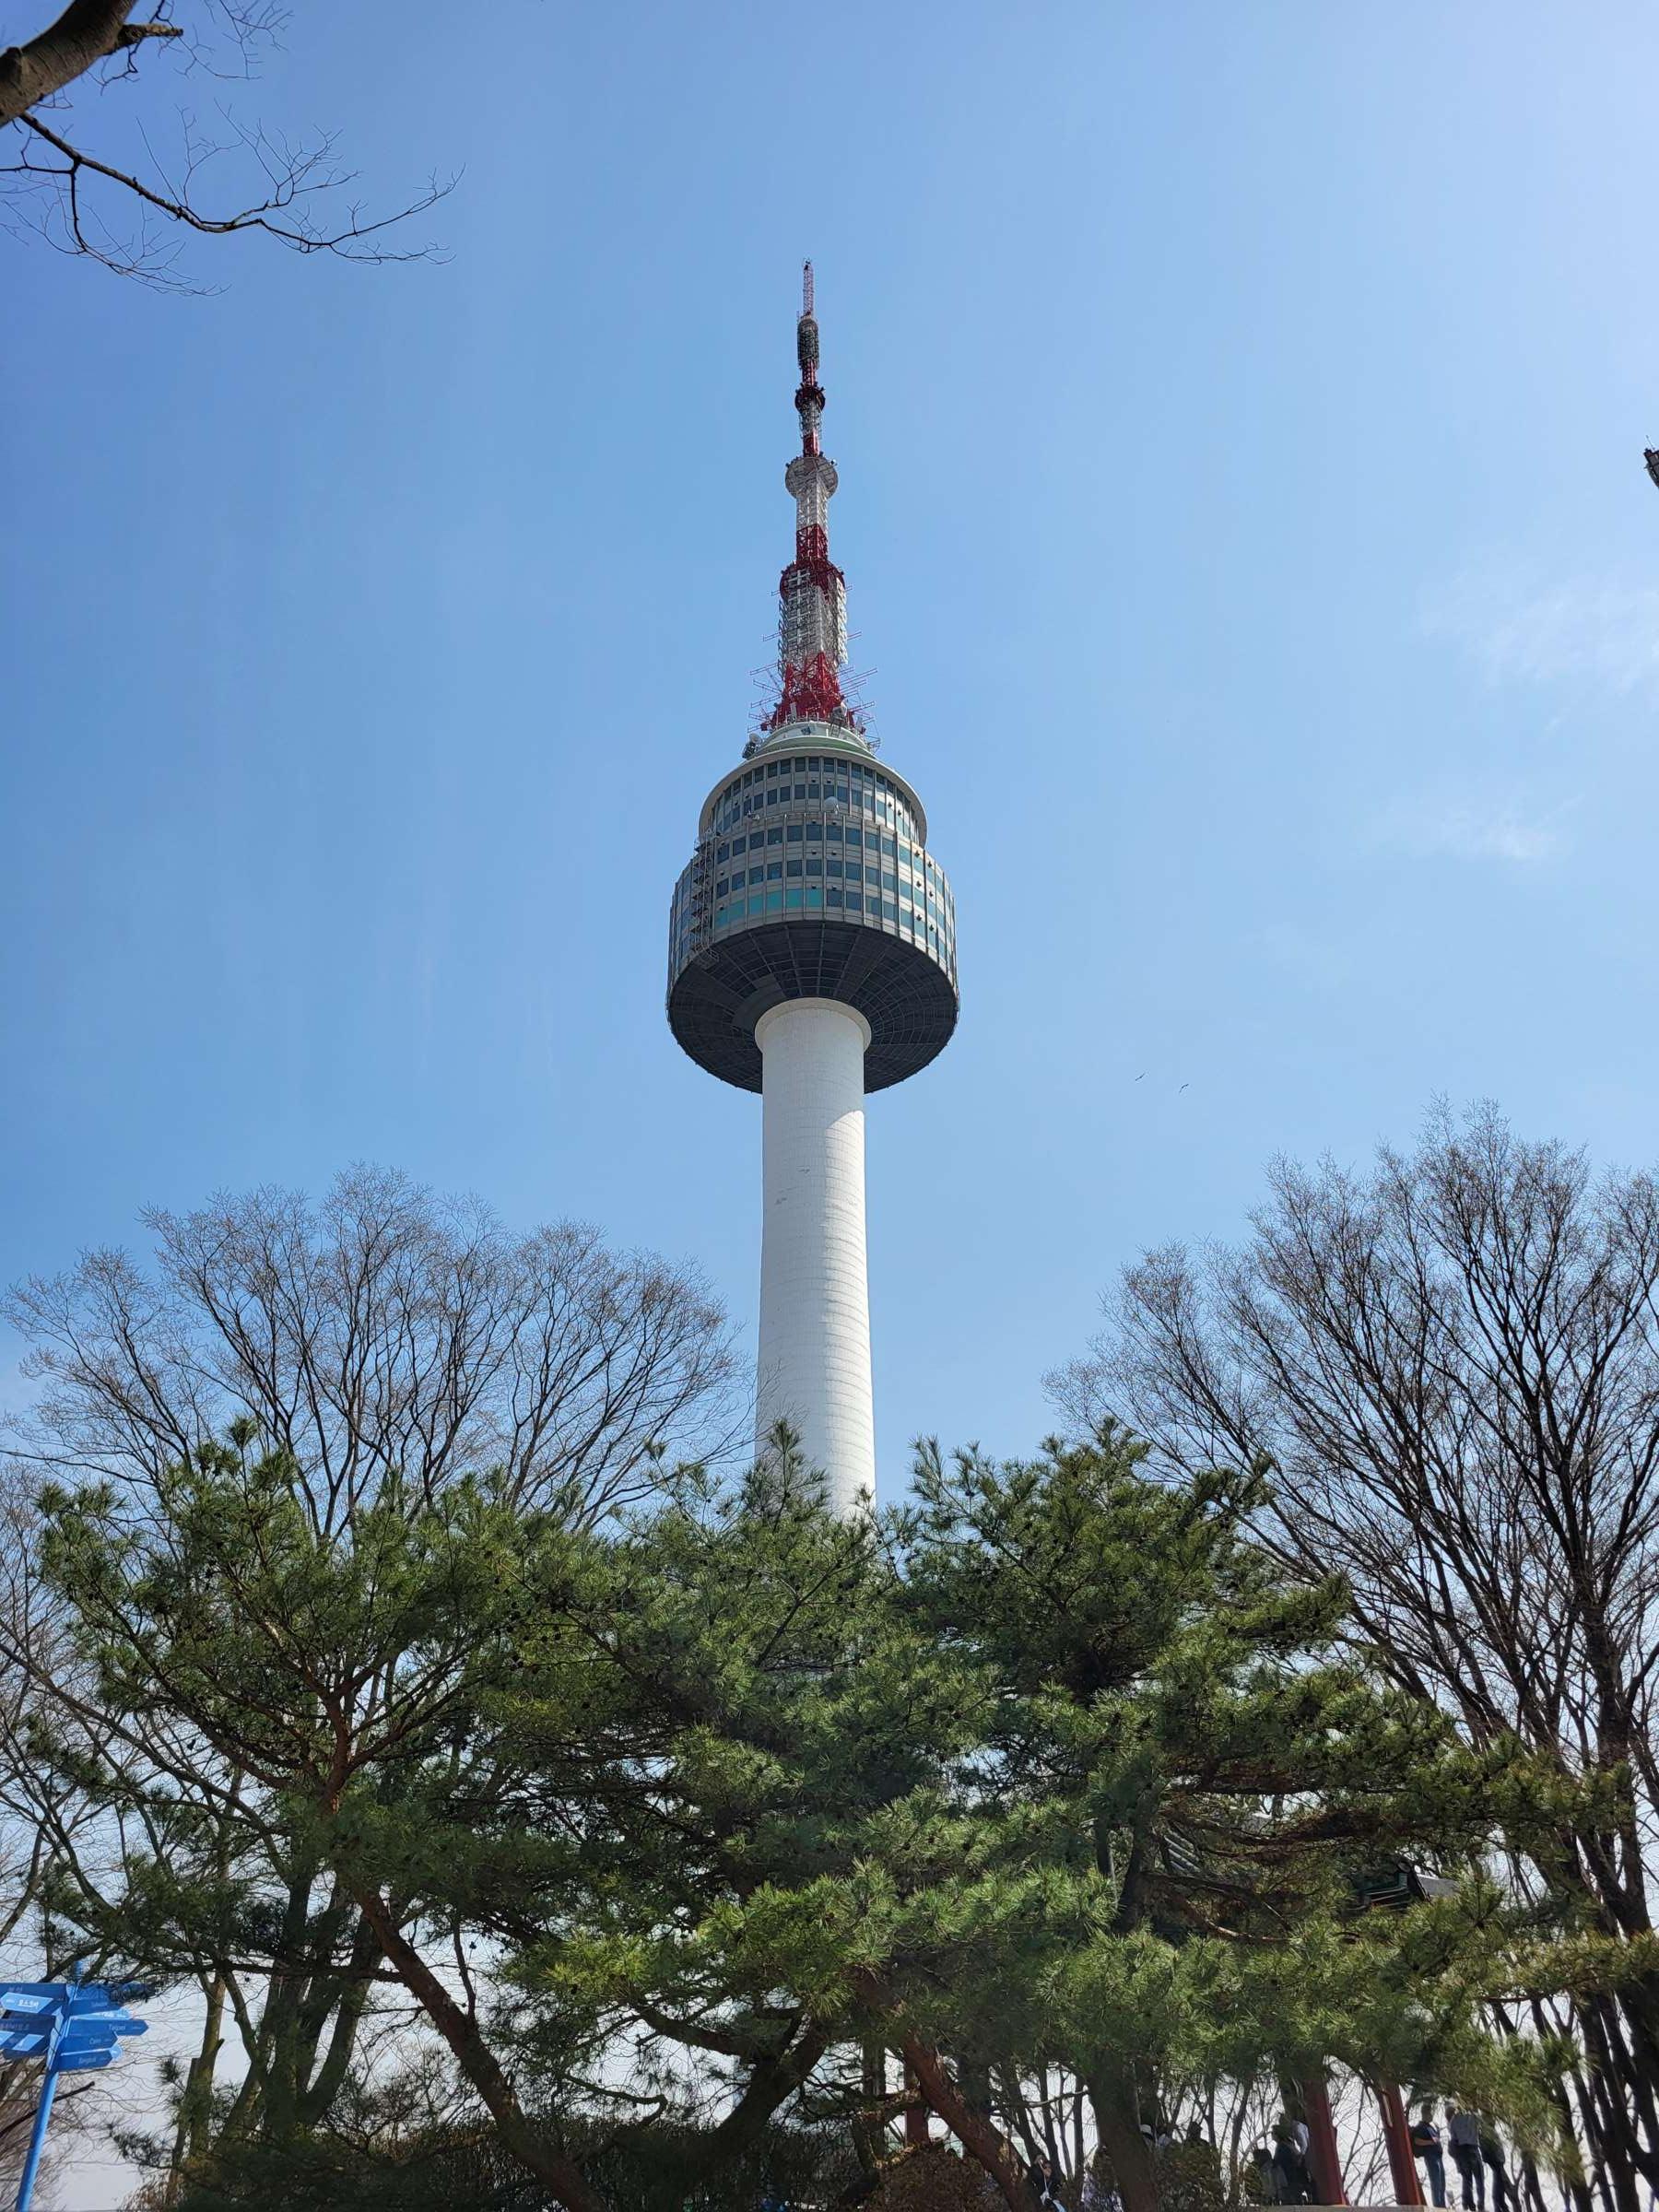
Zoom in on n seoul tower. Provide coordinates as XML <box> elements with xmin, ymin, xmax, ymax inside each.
<box><xmin>666</xmin><ymin>266</ymin><xmax>959</xmax><ymax>1514</ymax></box>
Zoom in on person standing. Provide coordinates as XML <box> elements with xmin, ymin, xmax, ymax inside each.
<box><xmin>1478</xmin><ymin>2125</ymin><xmax>1511</xmax><ymax>2212</ymax></box>
<box><xmin>1448</xmin><ymin>2108</ymin><xmax>1486</xmax><ymax>2212</ymax></box>
<box><xmin>1028</xmin><ymin>2154</ymin><xmax>1068</xmax><ymax>2212</ymax></box>
<box><xmin>1249</xmin><ymin>2139</ymin><xmax>1280</xmax><ymax>2203</ymax></box>
<box><xmin>1080</xmin><ymin>2151</ymin><xmax>1122</xmax><ymax>2212</ymax></box>
<box><xmin>1273</xmin><ymin>2118</ymin><xmax>1315</xmax><ymax>2205</ymax></box>
<box><xmin>1410</xmin><ymin>2106</ymin><xmax>1449</xmax><ymax>2210</ymax></box>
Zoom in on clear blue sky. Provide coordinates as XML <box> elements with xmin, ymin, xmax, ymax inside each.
<box><xmin>7</xmin><ymin>0</ymin><xmax>1659</xmax><ymax>1508</ymax></box>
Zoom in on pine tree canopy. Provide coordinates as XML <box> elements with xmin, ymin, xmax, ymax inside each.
<box><xmin>22</xmin><ymin>1422</ymin><xmax>1613</xmax><ymax>2212</ymax></box>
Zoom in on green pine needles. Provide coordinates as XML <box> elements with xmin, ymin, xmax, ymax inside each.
<box><xmin>18</xmin><ymin>1423</ymin><xmax>1606</xmax><ymax>2212</ymax></box>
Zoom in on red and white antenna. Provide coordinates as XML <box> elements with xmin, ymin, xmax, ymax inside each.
<box><xmin>766</xmin><ymin>263</ymin><xmax>860</xmax><ymax>735</ymax></box>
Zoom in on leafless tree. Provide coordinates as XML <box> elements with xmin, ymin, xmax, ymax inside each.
<box><xmin>1053</xmin><ymin>1105</ymin><xmax>1659</xmax><ymax>2212</ymax></box>
<box><xmin>4</xmin><ymin>1166</ymin><xmax>741</xmax><ymax>1534</ymax></box>
<box><xmin>0</xmin><ymin>3</ymin><xmax>449</xmax><ymax>287</ymax></box>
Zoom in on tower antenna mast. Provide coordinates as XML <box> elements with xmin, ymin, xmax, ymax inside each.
<box><xmin>766</xmin><ymin>260</ymin><xmax>853</xmax><ymax>732</ymax></box>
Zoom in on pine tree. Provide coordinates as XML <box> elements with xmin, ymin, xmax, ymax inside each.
<box><xmin>878</xmin><ymin>1426</ymin><xmax>1587</xmax><ymax>2210</ymax></box>
<box><xmin>29</xmin><ymin>1420</ymin><xmax>1622</xmax><ymax>2212</ymax></box>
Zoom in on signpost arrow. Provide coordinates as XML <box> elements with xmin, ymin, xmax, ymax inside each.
<box><xmin>0</xmin><ymin>1964</ymin><xmax>152</xmax><ymax>2212</ymax></box>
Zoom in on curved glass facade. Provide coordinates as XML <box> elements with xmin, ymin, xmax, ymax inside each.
<box><xmin>707</xmin><ymin>746</ymin><xmax>924</xmax><ymax>841</ymax></box>
<box><xmin>668</xmin><ymin>743</ymin><xmax>957</xmax><ymax>994</ymax></box>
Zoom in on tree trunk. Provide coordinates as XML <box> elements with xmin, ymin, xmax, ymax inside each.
<box><xmin>690</xmin><ymin>2027</ymin><xmax>830</xmax><ymax>2175</ymax></box>
<box><xmin>1297</xmin><ymin>2076</ymin><xmax>1347</xmax><ymax>2206</ymax></box>
<box><xmin>351</xmin><ymin>1885</ymin><xmax>604</xmax><ymax>2212</ymax></box>
<box><xmin>0</xmin><ymin>2</ymin><xmax>178</xmax><ymax>127</ymax></box>
<box><xmin>166</xmin><ymin>1971</ymin><xmax>226</xmax><ymax>2188</ymax></box>
<box><xmin>1375</xmin><ymin>2084</ymin><xmax>1424</xmax><ymax>2209</ymax></box>
<box><xmin>905</xmin><ymin>2059</ymin><xmax>931</xmax><ymax>2147</ymax></box>
<box><xmin>1584</xmin><ymin>1990</ymin><xmax>1659</xmax><ymax>2194</ymax></box>
<box><xmin>296</xmin><ymin>1922</ymin><xmax>380</xmax><ymax>2127</ymax></box>
<box><xmin>1088</xmin><ymin>2073</ymin><xmax>1160</xmax><ymax>2212</ymax></box>
<box><xmin>899</xmin><ymin>2030</ymin><xmax>1034</xmax><ymax>2212</ymax></box>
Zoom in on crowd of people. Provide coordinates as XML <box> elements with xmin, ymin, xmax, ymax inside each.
<box><xmin>1030</xmin><ymin>2119</ymin><xmax>1218</xmax><ymax>2212</ymax></box>
<box><xmin>1244</xmin><ymin>2115</ymin><xmax>1317</xmax><ymax>2204</ymax></box>
<box><xmin>1240</xmin><ymin>2098</ymin><xmax>1512</xmax><ymax>2208</ymax></box>
<box><xmin>1409</xmin><ymin>2103</ymin><xmax>1512</xmax><ymax>2212</ymax></box>
<box><xmin>759</xmin><ymin>2095</ymin><xmax>1516</xmax><ymax>2211</ymax></box>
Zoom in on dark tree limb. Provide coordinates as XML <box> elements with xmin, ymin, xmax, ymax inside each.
<box><xmin>1</xmin><ymin>3</ymin><xmax>453</xmax><ymax>284</ymax></box>
<box><xmin>899</xmin><ymin>2029</ymin><xmax>1034</xmax><ymax>2212</ymax></box>
<box><xmin>0</xmin><ymin>1</ymin><xmax>180</xmax><ymax>128</ymax></box>
<box><xmin>8</xmin><ymin>107</ymin><xmax>450</xmax><ymax>284</ymax></box>
<box><xmin>349</xmin><ymin>1884</ymin><xmax>606</xmax><ymax>2212</ymax></box>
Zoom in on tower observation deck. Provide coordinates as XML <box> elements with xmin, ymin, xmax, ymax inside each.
<box><xmin>666</xmin><ymin>267</ymin><xmax>959</xmax><ymax>1512</ymax></box>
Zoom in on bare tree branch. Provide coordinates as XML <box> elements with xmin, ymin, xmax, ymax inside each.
<box><xmin>6</xmin><ymin>1167</ymin><xmax>740</xmax><ymax>1536</ymax></box>
<box><xmin>0</xmin><ymin>2</ymin><xmax>176</xmax><ymax>127</ymax></box>
<box><xmin>1</xmin><ymin>2</ymin><xmax>448</xmax><ymax>283</ymax></box>
<box><xmin>1068</xmin><ymin>1103</ymin><xmax>1659</xmax><ymax>2197</ymax></box>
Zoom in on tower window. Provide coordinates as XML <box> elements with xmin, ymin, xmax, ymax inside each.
<box><xmin>786</xmin><ymin>824</ymin><xmax>804</xmax><ymax>842</ymax></box>
<box><xmin>786</xmin><ymin>859</ymin><xmax>803</xmax><ymax>877</ymax></box>
<box><xmin>766</xmin><ymin>862</ymin><xmax>782</xmax><ymax>880</ymax></box>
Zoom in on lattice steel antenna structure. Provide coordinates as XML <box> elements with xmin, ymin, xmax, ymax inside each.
<box><xmin>667</xmin><ymin>266</ymin><xmax>959</xmax><ymax>1514</ymax></box>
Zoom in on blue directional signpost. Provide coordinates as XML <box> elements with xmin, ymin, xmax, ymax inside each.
<box><xmin>0</xmin><ymin>1962</ymin><xmax>149</xmax><ymax>2212</ymax></box>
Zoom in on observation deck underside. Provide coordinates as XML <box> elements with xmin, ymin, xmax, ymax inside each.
<box><xmin>668</xmin><ymin>919</ymin><xmax>958</xmax><ymax>1093</ymax></box>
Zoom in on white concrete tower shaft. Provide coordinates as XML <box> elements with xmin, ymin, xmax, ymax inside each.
<box><xmin>754</xmin><ymin>270</ymin><xmax>875</xmax><ymax>1512</ymax></box>
<box><xmin>754</xmin><ymin>999</ymin><xmax>875</xmax><ymax>1514</ymax></box>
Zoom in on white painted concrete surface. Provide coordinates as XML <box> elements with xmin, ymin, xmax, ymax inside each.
<box><xmin>754</xmin><ymin>998</ymin><xmax>876</xmax><ymax>1516</ymax></box>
